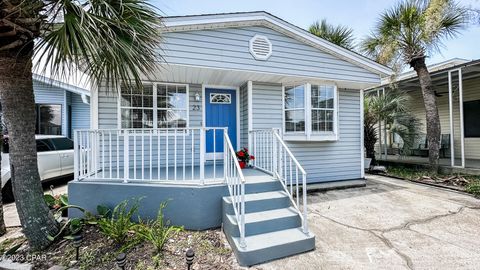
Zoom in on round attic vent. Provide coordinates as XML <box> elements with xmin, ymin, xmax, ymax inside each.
<box><xmin>249</xmin><ymin>35</ymin><xmax>272</xmax><ymax>60</ymax></box>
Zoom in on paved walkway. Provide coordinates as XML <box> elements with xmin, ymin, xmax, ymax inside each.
<box><xmin>2</xmin><ymin>181</ymin><xmax>68</xmax><ymax>228</ymax></box>
<box><xmin>259</xmin><ymin>174</ymin><xmax>480</xmax><ymax>270</ymax></box>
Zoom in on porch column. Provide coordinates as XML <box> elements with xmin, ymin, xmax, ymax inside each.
<box><xmin>247</xmin><ymin>81</ymin><xmax>253</xmax><ymax>151</ymax></box>
<box><xmin>448</xmin><ymin>70</ymin><xmax>455</xmax><ymax>167</ymax></box>
<box><xmin>459</xmin><ymin>68</ymin><xmax>465</xmax><ymax>168</ymax></box>
<box><xmin>448</xmin><ymin>69</ymin><xmax>466</xmax><ymax>168</ymax></box>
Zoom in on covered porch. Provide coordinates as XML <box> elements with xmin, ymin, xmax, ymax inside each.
<box><xmin>368</xmin><ymin>59</ymin><xmax>480</xmax><ymax>172</ymax></box>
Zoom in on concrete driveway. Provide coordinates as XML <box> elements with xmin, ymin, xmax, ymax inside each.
<box><xmin>258</xmin><ymin>174</ymin><xmax>480</xmax><ymax>270</ymax></box>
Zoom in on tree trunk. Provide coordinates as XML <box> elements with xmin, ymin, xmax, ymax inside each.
<box><xmin>0</xmin><ymin>111</ymin><xmax>6</xmax><ymax>236</ymax></box>
<box><xmin>411</xmin><ymin>57</ymin><xmax>441</xmax><ymax>171</ymax></box>
<box><xmin>0</xmin><ymin>44</ymin><xmax>59</xmax><ymax>249</ymax></box>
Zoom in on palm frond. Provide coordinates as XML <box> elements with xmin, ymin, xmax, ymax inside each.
<box><xmin>361</xmin><ymin>0</ymin><xmax>467</xmax><ymax>68</ymax></box>
<box><xmin>34</xmin><ymin>0</ymin><xmax>163</xmax><ymax>90</ymax></box>
<box><xmin>308</xmin><ymin>19</ymin><xmax>356</xmax><ymax>50</ymax></box>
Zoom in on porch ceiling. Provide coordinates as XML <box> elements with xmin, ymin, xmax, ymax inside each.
<box><xmin>145</xmin><ymin>64</ymin><xmax>379</xmax><ymax>90</ymax></box>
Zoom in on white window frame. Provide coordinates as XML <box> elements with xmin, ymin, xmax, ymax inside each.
<box><xmin>282</xmin><ymin>83</ymin><xmax>339</xmax><ymax>141</ymax></box>
<box><xmin>117</xmin><ymin>82</ymin><xmax>189</xmax><ymax>129</ymax></box>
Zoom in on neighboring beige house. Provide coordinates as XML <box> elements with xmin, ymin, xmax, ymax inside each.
<box><xmin>367</xmin><ymin>58</ymin><xmax>480</xmax><ymax>170</ymax></box>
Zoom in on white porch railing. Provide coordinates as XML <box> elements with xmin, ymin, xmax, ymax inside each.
<box><xmin>250</xmin><ymin>129</ymin><xmax>309</xmax><ymax>234</ymax></box>
<box><xmin>74</xmin><ymin>127</ymin><xmax>226</xmax><ymax>184</ymax></box>
<box><xmin>223</xmin><ymin>130</ymin><xmax>246</xmax><ymax>247</ymax></box>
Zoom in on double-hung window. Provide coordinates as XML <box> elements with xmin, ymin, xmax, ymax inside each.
<box><xmin>283</xmin><ymin>83</ymin><xmax>338</xmax><ymax>141</ymax></box>
<box><xmin>120</xmin><ymin>83</ymin><xmax>188</xmax><ymax>129</ymax></box>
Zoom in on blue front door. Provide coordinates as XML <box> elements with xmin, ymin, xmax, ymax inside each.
<box><xmin>205</xmin><ymin>88</ymin><xmax>237</xmax><ymax>154</ymax></box>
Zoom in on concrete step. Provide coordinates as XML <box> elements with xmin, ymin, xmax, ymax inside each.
<box><xmin>244</xmin><ymin>178</ymin><xmax>283</xmax><ymax>194</ymax></box>
<box><xmin>222</xmin><ymin>191</ymin><xmax>291</xmax><ymax>215</ymax></box>
<box><xmin>224</xmin><ymin>206</ymin><xmax>301</xmax><ymax>237</ymax></box>
<box><xmin>227</xmin><ymin>227</ymin><xmax>315</xmax><ymax>266</ymax></box>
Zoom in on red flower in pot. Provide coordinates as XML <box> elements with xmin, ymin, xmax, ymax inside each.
<box><xmin>236</xmin><ymin>147</ymin><xmax>254</xmax><ymax>169</ymax></box>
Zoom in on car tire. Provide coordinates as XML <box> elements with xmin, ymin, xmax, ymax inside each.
<box><xmin>2</xmin><ymin>180</ymin><xmax>14</xmax><ymax>203</ymax></box>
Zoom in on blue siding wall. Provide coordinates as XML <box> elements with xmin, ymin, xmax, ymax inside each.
<box><xmin>71</xmin><ymin>93</ymin><xmax>90</xmax><ymax>133</ymax></box>
<box><xmin>33</xmin><ymin>80</ymin><xmax>68</xmax><ymax>136</ymax></box>
<box><xmin>161</xmin><ymin>26</ymin><xmax>379</xmax><ymax>83</ymax></box>
<box><xmin>250</xmin><ymin>82</ymin><xmax>362</xmax><ymax>183</ymax></box>
<box><xmin>33</xmin><ymin>80</ymin><xmax>90</xmax><ymax>137</ymax></box>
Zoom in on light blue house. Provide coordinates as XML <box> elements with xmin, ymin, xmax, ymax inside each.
<box><xmin>32</xmin><ymin>73</ymin><xmax>90</xmax><ymax>138</ymax></box>
<box><xmin>68</xmin><ymin>12</ymin><xmax>392</xmax><ymax>266</ymax></box>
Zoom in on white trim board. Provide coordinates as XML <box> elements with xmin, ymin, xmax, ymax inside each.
<box><xmin>163</xmin><ymin>12</ymin><xmax>392</xmax><ymax>77</ymax></box>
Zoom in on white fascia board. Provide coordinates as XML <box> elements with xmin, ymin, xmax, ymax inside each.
<box><xmin>163</xmin><ymin>12</ymin><xmax>393</xmax><ymax>76</ymax></box>
<box><xmin>33</xmin><ymin>73</ymin><xmax>91</xmax><ymax>97</ymax></box>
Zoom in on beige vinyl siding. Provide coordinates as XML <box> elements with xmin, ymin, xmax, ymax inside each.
<box><xmin>407</xmin><ymin>76</ymin><xmax>480</xmax><ymax>159</ymax></box>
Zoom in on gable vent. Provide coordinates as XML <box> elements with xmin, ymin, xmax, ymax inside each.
<box><xmin>249</xmin><ymin>35</ymin><xmax>272</xmax><ymax>60</ymax></box>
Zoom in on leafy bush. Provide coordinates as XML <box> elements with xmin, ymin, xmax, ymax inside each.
<box><xmin>466</xmin><ymin>181</ymin><xmax>480</xmax><ymax>197</ymax></box>
<box><xmin>97</xmin><ymin>198</ymin><xmax>142</xmax><ymax>245</ymax></box>
<box><xmin>133</xmin><ymin>202</ymin><xmax>183</xmax><ymax>253</ymax></box>
<box><xmin>44</xmin><ymin>193</ymin><xmax>68</xmax><ymax>210</ymax></box>
<box><xmin>47</xmin><ymin>205</ymin><xmax>97</xmax><ymax>241</ymax></box>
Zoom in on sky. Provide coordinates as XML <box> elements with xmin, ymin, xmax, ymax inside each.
<box><xmin>151</xmin><ymin>0</ymin><xmax>480</xmax><ymax>67</ymax></box>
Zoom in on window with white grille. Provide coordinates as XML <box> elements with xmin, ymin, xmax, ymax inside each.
<box><xmin>210</xmin><ymin>93</ymin><xmax>231</xmax><ymax>104</ymax></box>
<box><xmin>249</xmin><ymin>35</ymin><xmax>272</xmax><ymax>60</ymax></box>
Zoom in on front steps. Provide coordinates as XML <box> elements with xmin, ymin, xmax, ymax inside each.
<box><xmin>222</xmin><ymin>171</ymin><xmax>315</xmax><ymax>266</ymax></box>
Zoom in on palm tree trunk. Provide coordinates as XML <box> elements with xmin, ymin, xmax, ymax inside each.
<box><xmin>0</xmin><ymin>112</ymin><xmax>6</xmax><ymax>236</ymax></box>
<box><xmin>0</xmin><ymin>45</ymin><xmax>59</xmax><ymax>249</ymax></box>
<box><xmin>411</xmin><ymin>57</ymin><xmax>441</xmax><ymax>171</ymax></box>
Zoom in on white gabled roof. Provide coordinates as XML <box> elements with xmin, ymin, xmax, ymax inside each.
<box><xmin>32</xmin><ymin>47</ymin><xmax>91</xmax><ymax>96</ymax></box>
<box><xmin>163</xmin><ymin>11</ymin><xmax>393</xmax><ymax>77</ymax></box>
<box><xmin>380</xmin><ymin>58</ymin><xmax>470</xmax><ymax>85</ymax></box>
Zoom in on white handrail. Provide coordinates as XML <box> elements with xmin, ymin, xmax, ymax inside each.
<box><xmin>250</xmin><ymin>129</ymin><xmax>309</xmax><ymax>234</ymax></box>
<box><xmin>223</xmin><ymin>130</ymin><xmax>246</xmax><ymax>248</ymax></box>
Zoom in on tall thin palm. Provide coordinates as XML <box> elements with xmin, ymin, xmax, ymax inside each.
<box><xmin>0</xmin><ymin>0</ymin><xmax>162</xmax><ymax>249</ymax></box>
<box><xmin>308</xmin><ymin>19</ymin><xmax>355</xmax><ymax>50</ymax></box>
<box><xmin>361</xmin><ymin>0</ymin><xmax>467</xmax><ymax>169</ymax></box>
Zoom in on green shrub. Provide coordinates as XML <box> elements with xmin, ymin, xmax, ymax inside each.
<box><xmin>133</xmin><ymin>202</ymin><xmax>183</xmax><ymax>254</ymax></box>
<box><xmin>44</xmin><ymin>193</ymin><xmax>68</xmax><ymax>210</ymax></box>
<box><xmin>466</xmin><ymin>181</ymin><xmax>480</xmax><ymax>197</ymax></box>
<box><xmin>97</xmin><ymin>198</ymin><xmax>142</xmax><ymax>244</ymax></box>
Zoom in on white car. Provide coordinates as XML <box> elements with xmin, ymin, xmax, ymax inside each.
<box><xmin>1</xmin><ymin>135</ymin><xmax>74</xmax><ymax>201</ymax></box>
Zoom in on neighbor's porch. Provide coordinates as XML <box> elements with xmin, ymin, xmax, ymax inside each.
<box><xmin>370</xmin><ymin>61</ymin><xmax>480</xmax><ymax>172</ymax></box>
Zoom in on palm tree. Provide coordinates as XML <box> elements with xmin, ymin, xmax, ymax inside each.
<box><xmin>364</xmin><ymin>90</ymin><xmax>421</xmax><ymax>165</ymax></box>
<box><xmin>0</xmin><ymin>0</ymin><xmax>162</xmax><ymax>249</ymax></box>
<box><xmin>361</xmin><ymin>0</ymin><xmax>467</xmax><ymax>170</ymax></box>
<box><xmin>308</xmin><ymin>19</ymin><xmax>355</xmax><ymax>50</ymax></box>
<box><xmin>0</xmin><ymin>109</ymin><xmax>6</xmax><ymax>236</ymax></box>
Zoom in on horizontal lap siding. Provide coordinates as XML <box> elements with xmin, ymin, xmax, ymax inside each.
<box><xmin>251</xmin><ymin>82</ymin><xmax>361</xmax><ymax>183</ymax></box>
<box><xmin>33</xmin><ymin>80</ymin><xmax>68</xmax><ymax>136</ymax></box>
<box><xmin>97</xmin><ymin>83</ymin><xmax>202</xmax><ymax>129</ymax></box>
<box><xmin>162</xmin><ymin>26</ymin><xmax>379</xmax><ymax>83</ymax></box>
<box><xmin>407</xmin><ymin>77</ymin><xmax>480</xmax><ymax>159</ymax></box>
<box><xmin>71</xmin><ymin>93</ymin><xmax>90</xmax><ymax>133</ymax></box>
<box><xmin>96</xmin><ymin>83</ymin><xmax>204</xmax><ymax>169</ymax></box>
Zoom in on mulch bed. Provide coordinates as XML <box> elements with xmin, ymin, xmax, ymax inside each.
<box><xmin>383</xmin><ymin>173</ymin><xmax>474</xmax><ymax>192</ymax></box>
<box><xmin>6</xmin><ymin>225</ymin><xmax>239</xmax><ymax>270</ymax></box>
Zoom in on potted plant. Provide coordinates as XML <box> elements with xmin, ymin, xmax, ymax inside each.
<box><xmin>236</xmin><ymin>147</ymin><xmax>255</xmax><ymax>169</ymax></box>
